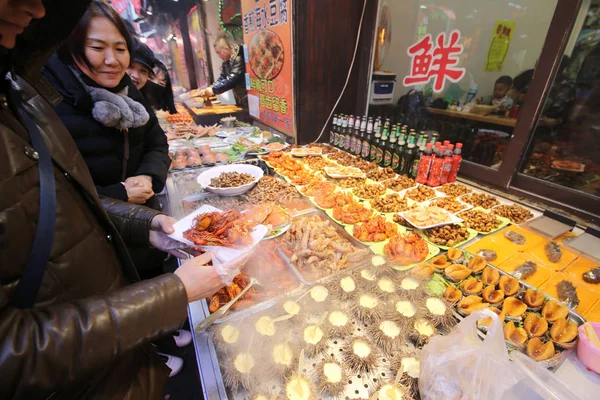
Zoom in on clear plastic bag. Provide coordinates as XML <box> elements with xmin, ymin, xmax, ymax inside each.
<box><xmin>210</xmin><ymin>247</ymin><xmax>255</xmax><ymax>286</ymax></box>
<box><xmin>419</xmin><ymin>309</ymin><xmax>520</xmax><ymax>400</ymax></box>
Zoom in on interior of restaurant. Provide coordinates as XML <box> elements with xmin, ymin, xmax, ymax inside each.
<box><xmin>367</xmin><ymin>0</ymin><xmax>600</xmax><ymax>199</ymax></box>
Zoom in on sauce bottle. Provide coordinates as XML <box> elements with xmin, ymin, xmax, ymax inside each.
<box><xmin>440</xmin><ymin>144</ymin><xmax>454</xmax><ymax>184</ymax></box>
<box><xmin>416</xmin><ymin>143</ymin><xmax>434</xmax><ymax>184</ymax></box>
<box><xmin>427</xmin><ymin>145</ymin><xmax>446</xmax><ymax>187</ymax></box>
<box><xmin>447</xmin><ymin>142</ymin><xmax>463</xmax><ymax>182</ymax></box>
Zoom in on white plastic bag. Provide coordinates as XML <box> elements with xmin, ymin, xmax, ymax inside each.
<box><xmin>210</xmin><ymin>247</ymin><xmax>254</xmax><ymax>286</ymax></box>
<box><xmin>419</xmin><ymin>309</ymin><xmax>520</xmax><ymax>400</ymax></box>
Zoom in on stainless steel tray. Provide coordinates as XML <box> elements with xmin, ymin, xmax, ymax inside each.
<box><xmin>277</xmin><ymin>208</ymin><xmax>373</xmax><ymax>285</ymax></box>
<box><xmin>442</xmin><ymin>249</ymin><xmax>585</xmax><ymax>371</ymax></box>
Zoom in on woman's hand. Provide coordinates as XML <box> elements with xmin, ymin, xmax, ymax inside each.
<box><xmin>149</xmin><ymin>214</ymin><xmax>189</xmax><ymax>258</ymax></box>
<box><xmin>125</xmin><ymin>175</ymin><xmax>154</xmax><ymax>204</ymax></box>
<box><xmin>126</xmin><ymin>184</ymin><xmax>153</xmax><ymax>204</ymax></box>
<box><xmin>175</xmin><ymin>253</ymin><xmax>223</xmax><ymax>302</ymax></box>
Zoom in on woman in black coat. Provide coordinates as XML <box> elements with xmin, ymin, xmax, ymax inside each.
<box><xmin>42</xmin><ymin>2</ymin><xmax>170</xmax><ymax>209</ymax></box>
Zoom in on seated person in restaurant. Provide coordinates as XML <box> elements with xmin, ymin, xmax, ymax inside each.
<box><xmin>199</xmin><ymin>34</ymin><xmax>247</xmax><ymax>105</ymax></box>
<box><xmin>478</xmin><ymin>75</ymin><xmax>514</xmax><ymax>109</ymax></box>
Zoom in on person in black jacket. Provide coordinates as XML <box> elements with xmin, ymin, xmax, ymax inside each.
<box><xmin>200</xmin><ymin>34</ymin><xmax>246</xmax><ymax>105</ymax></box>
<box><xmin>42</xmin><ymin>2</ymin><xmax>170</xmax><ymax>209</ymax></box>
<box><xmin>147</xmin><ymin>61</ymin><xmax>177</xmax><ymax>114</ymax></box>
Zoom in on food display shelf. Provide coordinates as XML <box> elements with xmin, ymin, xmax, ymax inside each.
<box><xmin>163</xmin><ymin>146</ymin><xmax>598</xmax><ymax>399</ymax></box>
<box><xmin>445</xmin><ymin>250</ymin><xmax>586</xmax><ymax>371</ymax></box>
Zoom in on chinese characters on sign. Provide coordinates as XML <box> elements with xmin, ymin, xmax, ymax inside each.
<box><xmin>242</xmin><ymin>0</ymin><xmax>294</xmax><ymax>135</ymax></box>
<box><xmin>403</xmin><ymin>30</ymin><xmax>466</xmax><ymax>93</ymax></box>
<box><xmin>484</xmin><ymin>21</ymin><xmax>516</xmax><ymax>72</ymax></box>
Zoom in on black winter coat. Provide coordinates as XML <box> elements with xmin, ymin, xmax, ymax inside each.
<box><xmin>42</xmin><ymin>54</ymin><xmax>170</xmax><ymax>202</ymax></box>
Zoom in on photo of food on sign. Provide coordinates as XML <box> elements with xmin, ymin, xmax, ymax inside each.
<box><xmin>249</xmin><ymin>30</ymin><xmax>284</xmax><ymax>80</ymax></box>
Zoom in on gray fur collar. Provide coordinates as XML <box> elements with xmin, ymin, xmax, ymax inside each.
<box><xmin>70</xmin><ymin>66</ymin><xmax>149</xmax><ymax>130</ymax></box>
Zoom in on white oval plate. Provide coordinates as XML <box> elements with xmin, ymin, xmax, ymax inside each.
<box><xmin>197</xmin><ymin>164</ymin><xmax>264</xmax><ymax>196</ymax></box>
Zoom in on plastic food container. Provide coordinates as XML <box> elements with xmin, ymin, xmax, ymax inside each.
<box><xmin>577</xmin><ymin>322</ymin><xmax>600</xmax><ymax>374</ymax></box>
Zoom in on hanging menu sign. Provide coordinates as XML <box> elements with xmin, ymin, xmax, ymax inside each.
<box><xmin>241</xmin><ymin>0</ymin><xmax>295</xmax><ymax>136</ymax></box>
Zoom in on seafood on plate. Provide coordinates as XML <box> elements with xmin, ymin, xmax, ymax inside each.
<box><xmin>371</xmin><ymin>193</ymin><xmax>411</xmax><ymax>213</ymax></box>
<box><xmin>544</xmin><ymin>242</ymin><xmax>562</xmax><ymax>263</ymax></box>
<box><xmin>429</xmin><ymin>196</ymin><xmax>468</xmax><ymax>214</ymax></box>
<box><xmin>402</xmin><ymin>206</ymin><xmax>453</xmax><ymax>228</ymax></box>
<box><xmin>352</xmin><ymin>215</ymin><xmax>398</xmax><ymax>242</ymax></box>
<box><xmin>383</xmin><ymin>175</ymin><xmax>416</xmax><ymax>191</ymax></box>
<box><xmin>313</xmin><ymin>190</ymin><xmax>354</xmax><ymax>209</ymax></box>
<box><xmin>285</xmin><ymin>168</ymin><xmax>319</xmax><ymax>185</ymax></box>
<box><xmin>300</xmin><ymin>179</ymin><xmax>336</xmax><ymax>197</ymax></box>
<box><xmin>246</xmin><ymin>176</ymin><xmax>301</xmax><ymax>203</ymax></box>
<box><xmin>280</xmin><ymin>214</ymin><xmax>369</xmax><ymax>277</ymax></box>
<box><xmin>583</xmin><ymin>267</ymin><xmax>600</xmax><ymax>284</ymax></box>
<box><xmin>183</xmin><ymin>210</ymin><xmax>254</xmax><ymax>247</ymax></box>
<box><xmin>333</xmin><ymin>201</ymin><xmax>374</xmax><ymax>225</ymax></box>
<box><xmin>331</xmin><ymin>176</ymin><xmax>366</xmax><ymax>189</ymax></box>
<box><xmin>323</xmin><ymin>165</ymin><xmax>365</xmax><ymax>178</ymax></box>
<box><xmin>208</xmin><ymin>274</ymin><xmax>254</xmax><ymax>313</ymax></box>
<box><xmin>423</xmin><ymin>224</ymin><xmax>470</xmax><ymax>247</ymax></box>
<box><xmin>458</xmin><ymin>209</ymin><xmax>502</xmax><ymax>232</ymax></box>
<box><xmin>438</xmin><ymin>183</ymin><xmax>471</xmax><ymax>197</ymax></box>
<box><xmin>405</xmin><ymin>186</ymin><xmax>436</xmax><ymax>202</ymax></box>
<box><xmin>366</xmin><ymin>166</ymin><xmax>396</xmax><ymax>182</ymax></box>
<box><xmin>352</xmin><ymin>182</ymin><xmax>387</xmax><ymax>199</ymax></box>
<box><xmin>384</xmin><ymin>231</ymin><xmax>429</xmax><ymax>266</ymax></box>
<box><xmin>303</xmin><ymin>155</ymin><xmax>334</xmax><ymax>170</ymax></box>
<box><xmin>504</xmin><ymin>230</ymin><xmax>526</xmax><ymax>245</ymax></box>
<box><xmin>556</xmin><ymin>280</ymin><xmax>580</xmax><ymax>309</ymax></box>
<box><xmin>492</xmin><ymin>204</ymin><xmax>534</xmax><ymax>224</ymax></box>
<box><xmin>513</xmin><ymin>261</ymin><xmax>537</xmax><ymax>280</ymax></box>
<box><xmin>461</xmin><ymin>193</ymin><xmax>499</xmax><ymax>209</ymax></box>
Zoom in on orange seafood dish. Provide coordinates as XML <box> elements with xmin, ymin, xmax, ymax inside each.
<box><xmin>314</xmin><ymin>190</ymin><xmax>353</xmax><ymax>209</ymax></box>
<box><xmin>384</xmin><ymin>231</ymin><xmax>429</xmax><ymax>265</ymax></box>
<box><xmin>285</xmin><ymin>168</ymin><xmax>317</xmax><ymax>185</ymax></box>
<box><xmin>183</xmin><ymin>210</ymin><xmax>253</xmax><ymax>247</ymax></box>
<box><xmin>300</xmin><ymin>179</ymin><xmax>336</xmax><ymax>197</ymax></box>
<box><xmin>352</xmin><ymin>215</ymin><xmax>398</xmax><ymax>242</ymax></box>
<box><xmin>333</xmin><ymin>201</ymin><xmax>374</xmax><ymax>224</ymax></box>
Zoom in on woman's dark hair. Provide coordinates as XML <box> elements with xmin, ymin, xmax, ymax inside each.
<box><xmin>154</xmin><ymin>61</ymin><xmax>177</xmax><ymax>114</ymax></box>
<box><xmin>58</xmin><ymin>0</ymin><xmax>133</xmax><ymax>71</ymax></box>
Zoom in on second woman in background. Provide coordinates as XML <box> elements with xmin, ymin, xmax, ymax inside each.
<box><xmin>43</xmin><ymin>0</ymin><xmax>170</xmax><ymax>210</ymax></box>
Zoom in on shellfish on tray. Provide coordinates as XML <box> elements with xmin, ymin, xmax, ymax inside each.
<box><xmin>383</xmin><ymin>232</ymin><xmax>429</xmax><ymax>266</ymax></box>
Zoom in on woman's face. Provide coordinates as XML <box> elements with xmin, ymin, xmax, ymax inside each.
<box><xmin>127</xmin><ymin>61</ymin><xmax>150</xmax><ymax>90</ymax></box>
<box><xmin>152</xmin><ymin>69</ymin><xmax>167</xmax><ymax>87</ymax></box>
<box><xmin>0</xmin><ymin>0</ymin><xmax>45</xmax><ymax>49</ymax></box>
<box><xmin>75</xmin><ymin>16</ymin><xmax>130</xmax><ymax>88</ymax></box>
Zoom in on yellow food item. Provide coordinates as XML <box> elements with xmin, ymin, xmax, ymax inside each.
<box><xmin>255</xmin><ymin>316</ymin><xmax>276</xmax><ymax>336</ymax></box>
<box><xmin>323</xmin><ymin>363</ymin><xmax>343</xmax><ymax>383</ymax></box>
<box><xmin>234</xmin><ymin>353</ymin><xmax>255</xmax><ymax>373</ymax></box>
<box><xmin>273</xmin><ymin>343</ymin><xmax>294</xmax><ymax>366</ymax></box>
<box><xmin>303</xmin><ymin>325</ymin><xmax>324</xmax><ymax>345</ymax></box>
<box><xmin>359</xmin><ymin>294</ymin><xmax>378</xmax><ymax>309</ymax></box>
<box><xmin>221</xmin><ymin>325</ymin><xmax>240</xmax><ymax>344</ymax></box>
<box><xmin>284</xmin><ymin>300</ymin><xmax>300</xmax><ymax>315</ymax></box>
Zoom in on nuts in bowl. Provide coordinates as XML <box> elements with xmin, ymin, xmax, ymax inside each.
<box><xmin>209</xmin><ymin>172</ymin><xmax>255</xmax><ymax>188</ymax></box>
<box><xmin>439</xmin><ymin>183</ymin><xmax>471</xmax><ymax>197</ymax></box>
<box><xmin>370</xmin><ymin>193</ymin><xmax>411</xmax><ymax>213</ymax></box>
<box><xmin>491</xmin><ymin>204</ymin><xmax>534</xmax><ymax>224</ymax></box>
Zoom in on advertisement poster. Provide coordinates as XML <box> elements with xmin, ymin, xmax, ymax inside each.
<box><xmin>241</xmin><ymin>0</ymin><xmax>295</xmax><ymax>136</ymax></box>
<box><xmin>484</xmin><ymin>21</ymin><xmax>516</xmax><ymax>72</ymax></box>
<box><xmin>187</xmin><ymin>6</ymin><xmax>210</xmax><ymax>88</ymax></box>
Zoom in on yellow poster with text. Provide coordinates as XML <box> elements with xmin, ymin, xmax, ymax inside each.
<box><xmin>484</xmin><ymin>21</ymin><xmax>516</xmax><ymax>72</ymax></box>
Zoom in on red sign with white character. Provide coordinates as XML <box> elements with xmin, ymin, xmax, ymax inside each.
<box><xmin>403</xmin><ymin>30</ymin><xmax>465</xmax><ymax>93</ymax></box>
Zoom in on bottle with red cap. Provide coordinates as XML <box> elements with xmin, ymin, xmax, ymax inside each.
<box><xmin>447</xmin><ymin>142</ymin><xmax>463</xmax><ymax>182</ymax></box>
<box><xmin>440</xmin><ymin>144</ymin><xmax>454</xmax><ymax>184</ymax></box>
<box><xmin>416</xmin><ymin>143</ymin><xmax>434</xmax><ymax>184</ymax></box>
<box><xmin>427</xmin><ymin>145</ymin><xmax>446</xmax><ymax>187</ymax></box>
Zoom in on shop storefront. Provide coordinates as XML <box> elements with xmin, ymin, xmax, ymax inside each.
<box><xmin>118</xmin><ymin>0</ymin><xmax>600</xmax><ymax>398</ymax></box>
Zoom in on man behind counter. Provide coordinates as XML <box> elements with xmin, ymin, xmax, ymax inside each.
<box><xmin>200</xmin><ymin>35</ymin><xmax>247</xmax><ymax>106</ymax></box>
